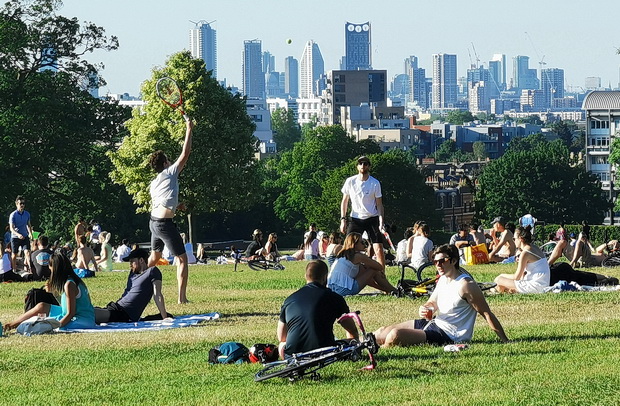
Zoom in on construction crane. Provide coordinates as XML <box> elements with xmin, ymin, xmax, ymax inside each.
<box><xmin>470</xmin><ymin>42</ymin><xmax>481</xmax><ymax>69</ymax></box>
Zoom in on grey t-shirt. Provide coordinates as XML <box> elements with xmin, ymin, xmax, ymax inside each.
<box><xmin>149</xmin><ymin>161</ymin><xmax>180</xmax><ymax>211</ymax></box>
<box><xmin>116</xmin><ymin>267</ymin><xmax>162</xmax><ymax>321</ymax></box>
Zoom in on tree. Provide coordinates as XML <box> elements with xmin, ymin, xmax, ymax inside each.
<box><xmin>433</xmin><ymin>139</ymin><xmax>474</xmax><ymax>163</ymax></box>
<box><xmin>109</xmin><ymin>51</ymin><xmax>260</xmax><ymax>241</ymax></box>
<box><xmin>271</xmin><ymin>107</ymin><xmax>301</xmax><ymax>152</ymax></box>
<box><xmin>472</xmin><ymin>141</ymin><xmax>487</xmax><ymax>161</ymax></box>
<box><xmin>0</xmin><ymin>0</ymin><xmax>136</xmax><ymax>241</ymax></box>
<box><xmin>549</xmin><ymin>120</ymin><xmax>575</xmax><ymax>149</ymax></box>
<box><xmin>312</xmin><ymin>150</ymin><xmax>442</xmax><ymax>232</ymax></box>
<box><xmin>445</xmin><ymin>110</ymin><xmax>475</xmax><ymax>125</ymax></box>
<box><xmin>475</xmin><ymin>135</ymin><xmax>610</xmax><ymax>224</ymax></box>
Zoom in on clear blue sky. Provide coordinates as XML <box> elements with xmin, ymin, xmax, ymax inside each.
<box><xmin>60</xmin><ymin>0</ymin><xmax>620</xmax><ymax>96</ymax></box>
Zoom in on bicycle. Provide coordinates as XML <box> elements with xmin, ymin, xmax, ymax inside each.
<box><xmin>247</xmin><ymin>255</ymin><xmax>285</xmax><ymax>271</ymax></box>
<box><xmin>254</xmin><ymin>311</ymin><xmax>378</xmax><ymax>382</ymax></box>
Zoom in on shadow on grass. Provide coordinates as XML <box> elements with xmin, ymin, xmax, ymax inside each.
<box><xmin>222</xmin><ymin>312</ymin><xmax>280</xmax><ymax>318</ymax></box>
<box><xmin>510</xmin><ymin>332</ymin><xmax>620</xmax><ymax>343</ymax></box>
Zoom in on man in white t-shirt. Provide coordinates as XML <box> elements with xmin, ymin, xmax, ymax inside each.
<box><xmin>340</xmin><ymin>155</ymin><xmax>386</xmax><ymax>267</ymax></box>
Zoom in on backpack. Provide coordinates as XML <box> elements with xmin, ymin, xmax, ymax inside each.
<box><xmin>248</xmin><ymin>343</ymin><xmax>279</xmax><ymax>363</ymax></box>
<box><xmin>208</xmin><ymin>342</ymin><xmax>249</xmax><ymax>364</ymax></box>
<box><xmin>24</xmin><ymin>287</ymin><xmax>59</xmax><ymax>312</ymax></box>
<box><xmin>16</xmin><ymin>315</ymin><xmax>61</xmax><ymax>336</ymax></box>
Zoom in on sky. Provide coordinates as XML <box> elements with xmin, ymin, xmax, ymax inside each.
<box><xmin>60</xmin><ymin>0</ymin><xmax>620</xmax><ymax>96</ymax></box>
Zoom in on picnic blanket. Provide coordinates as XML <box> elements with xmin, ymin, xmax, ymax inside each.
<box><xmin>63</xmin><ymin>313</ymin><xmax>220</xmax><ymax>333</ymax></box>
<box><xmin>544</xmin><ymin>281</ymin><xmax>620</xmax><ymax>293</ymax></box>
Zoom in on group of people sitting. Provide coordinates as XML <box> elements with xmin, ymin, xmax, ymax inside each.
<box><xmin>3</xmin><ymin>247</ymin><xmax>172</xmax><ymax>334</ymax></box>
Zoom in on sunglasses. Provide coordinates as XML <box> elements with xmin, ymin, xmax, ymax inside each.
<box><xmin>433</xmin><ymin>257</ymin><xmax>451</xmax><ymax>265</ymax></box>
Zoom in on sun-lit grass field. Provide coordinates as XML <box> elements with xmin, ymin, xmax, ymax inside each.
<box><xmin>1</xmin><ymin>260</ymin><xmax>619</xmax><ymax>405</ymax></box>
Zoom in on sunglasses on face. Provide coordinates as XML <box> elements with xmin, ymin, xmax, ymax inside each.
<box><xmin>433</xmin><ymin>257</ymin><xmax>451</xmax><ymax>265</ymax></box>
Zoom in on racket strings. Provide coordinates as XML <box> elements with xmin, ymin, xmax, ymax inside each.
<box><xmin>156</xmin><ymin>78</ymin><xmax>182</xmax><ymax>106</ymax></box>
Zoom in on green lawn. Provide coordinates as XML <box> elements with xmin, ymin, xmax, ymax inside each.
<box><xmin>1</xmin><ymin>261</ymin><xmax>619</xmax><ymax>406</ymax></box>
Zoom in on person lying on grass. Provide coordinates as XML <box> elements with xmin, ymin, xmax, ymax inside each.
<box><xmin>94</xmin><ymin>248</ymin><xmax>172</xmax><ymax>324</ymax></box>
<box><xmin>374</xmin><ymin>244</ymin><xmax>509</xmax><ymax>347</ymax></box>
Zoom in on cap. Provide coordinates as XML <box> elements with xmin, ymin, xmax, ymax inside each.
<box><xmin>123</xmin><ymin>248</ymin><xmax>149</xmax><ymax>262</ymax></box>
<box><xmin>252</xmin><ymin>229</ymin><xmax>262</xmax><ymax>236</ymax></box>
<box><xmin>491</xmin><ymin>216</ymin><xmax>506</xmax><ymax>226</ymax></box>
<box><xmin>357</xmin><ymin>155</ymin><xmax>371</xmax><ymax>164</ymax></box>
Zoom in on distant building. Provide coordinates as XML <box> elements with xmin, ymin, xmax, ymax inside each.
<box><xmin>296</xmin><ymin>97</ymin><xmax>323</xmax><ymax>125</ymax></box>
<box><xmin>431</xmin><ymin>53</ymin><xmax>458</xmax><ymax>109</ymax></box>
<box><xmin>520</xmin><ymin>89</ymin><xmax>546</xmax><ymax>112</ymax></box>
<box><xmin>284</xmin><ymin>56</ymin><xmax>299</xmax><ymax>98</ymax></box>
<box><xmin>582</xmin><ymin>90</ymin><xmax>620</xmax><ymax>225</ymax></box>
<box><xmin>406</xmin><ymin>56</ymin><xmax>428</xmax><ymax>110</ymax></box>
<box><xmin>265</xmin><ymin>71</ymin><xmax>284</xmax><ymax>97</ymax></box>
<box><xmin>488</xmin><ymin>54</ymin><xmax>506</xmax><ymax>91</ymax></box>
<box><xmin>246</xmin><ymin>98</ymin><xmax>276</xmax><ymax>158</ymax></box>
<box><xmin>263</xmin><ymin>51</ymin><xmax>275</xmax><ymax>73</ymax></box>
<box><xmin>585</xmin><ymin>77</ymin><xmax>602</xmax><ymax>90</ymax></box>
<box><xmin>189</xmin><ymin>21</ymin><xmax>217</xmax><ymax>78</ymax></box>
<box><xmin>389</xmin><ymin>73</ymin><xmax>409</xmax><ymax>107</ymax></box>
<box><xmin>325</xmin><ymin>69</ymin><xmax>387</xmax><ymax>125</ymax></box>
<box><xmin>541</xmin><ymin>68</ymin><xmax>565</xmax><ymax>108</ymax></box>
<box><xmin>242</xmin><ymin>40</ymin><xmax>264</xmax><ymax>99</ymax></box>
<box><xmin>344</xmin><ymin>21</ymin><xmax>371</xmax><ymax>71</ymax></box>
<box><xmin>300</xmin><ymin>40</ymin><xmax>324</xmax><ymax>98</ymax></box>
<box><xmin>512</xmin><ymin>55</ymin><xmax>539</xmax><ymax>91</ymax></box>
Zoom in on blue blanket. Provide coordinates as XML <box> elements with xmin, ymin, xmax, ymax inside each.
<box><xmin>64</xmin><ymin>313</ymin><xmax>220</xmax><ymax>333</ymax></box>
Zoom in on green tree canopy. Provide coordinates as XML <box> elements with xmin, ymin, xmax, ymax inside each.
<box><xmin>271</xmin><ymin>107</ymin><xmax>301</xmax><ymax>152</ymax></box>
<box><xmin>475</xmin><ymin>135</ymin><xmax>610</xmax><ymax>224</ymax></box>
<box><xmin>445</xmin><ymin>110</ymin><xmax>475</xmax><ymax>125</ymax></box>
<box><xmin>0</xmin><ymin>0</ymin><xmax>137</xmax><ymax>241</ymax></box>
<box><xmin>109</xmin><ymin>52</ymin><xmax>260</xmax><ymax>239</ymax></box>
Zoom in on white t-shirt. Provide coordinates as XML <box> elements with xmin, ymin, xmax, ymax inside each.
<box><xmin>396</xmin><ymin>239</ymin><xmax>408</xmax><ymax>263</ymax></box>
<box><xmin>411</xmin><ymin>236</ymin><xmax>433</xmax><ymax>269</ymax></box>
<box><xmin>341</xmin><ymin>175</ymin><xmax>382</xmax><ymax>219</ymax></box>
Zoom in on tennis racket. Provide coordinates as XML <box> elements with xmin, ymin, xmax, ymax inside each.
<box><xmin>156</xmin><ymin>77</ymin><xmax>188</xmax><ymax>119</ymax></box>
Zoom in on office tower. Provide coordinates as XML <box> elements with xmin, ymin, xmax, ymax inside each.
<box><xmin>189</xmin><ymin>21</ymin><xmax>217</xmax><ymax>78</ymax></box>
<box><xmin>585</xmin><ymin>76</ymin><xmax>601</xmax><ymax>90</ymax></box>
<box><xmin>467</xmin><ymin>66</ymin><xmax>497</xmax><ymax>101</ymax></box>
<box><xmin>300</xmin><ymin>40</ymin><xmax>324</xmax><ymax>98</ymax></box>
<box><xmin>263</xmin><ymin>51</ymin><xmax>275</xmax><ymax>73</ymax></box>
<box><xmin>488</xmin><ymin>54</ymin><xmax>506</xmax><ymax>91</ymax></box>
<box><xmin>512</xmin><ymin>55</ymin><xmax>539</xmax><ymax>91</ymax></box>
<box><xmin>345</xmin><ymin>22</ymin><xmax>371</xmax><ymax>70</ymax></box>
<box><xmin>405</xmin><ymin>56</ymin><xmax>427</xmax><ymax>109</ymax></box>
<box><xmin>432</xmin><ymin>53</ymin><xmax>458</xmax><ymax>109</ymax></box>
<box><xmin>284</xmin><ymin>56</ymin><xmax>299</xmax><ymax>98</ymax></box>
<box><xmin>243</xmin><ymin>39</ymin><xmax>265</xmax><ymax>98</ymax></box>
<box><xmin>541</xmin><ymin>68</ymin><xmax>564</xmax><ymax>108</ymax></box>
<box><xmin>326</xmin><ymin>69</ymin><xmax>387</xmax><ymax>124</ymax></box>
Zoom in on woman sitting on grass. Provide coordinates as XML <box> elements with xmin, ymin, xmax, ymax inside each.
<box><xmin>325</xmin><ymin>232</ymin><xmax>343</xmax><ymax>267</ymax></box>
<box><xmin>327</xmin><ymin>232</ymin><xmax>396</xmax><ymax>296</ymax></box>
<box><xmin>494</xmin><ymin>225</ymin><xmax>550</xmax><ymax>294</ymax></box>
<box><xmin>374</xmin><ymin>244</ymin><xmax>508</xmax><ymax>347</ymax></box>
<box><xmin>303</xmin><ymin>231</ymin><xmax>319</xmax><ymax>260</ymax></box>
<box><xmin>3</xmin><ymin>253</ymin><xmax>95</xmax><ymax>332</ymax></box>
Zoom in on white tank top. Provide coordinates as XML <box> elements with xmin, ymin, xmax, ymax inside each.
<box><xmin>434</xmin><ymin>273</ymin><xmax>477</xmax><ymax>342</ymax></box>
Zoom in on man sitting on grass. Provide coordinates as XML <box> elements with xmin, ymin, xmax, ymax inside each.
<box><xmin>94</xmin><ymin>248</ymin><xmax>172</xmax><ymax>323</ymax></box>
<box><xmin>277</xmin><ymin>260</ymin><xmax>358</xmax><ymax>358</ymax></box>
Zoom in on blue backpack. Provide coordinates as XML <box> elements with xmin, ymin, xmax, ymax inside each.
<box><xmin>209</xmin><ymin>342</ymin><xmax>249</xmax><ymax>364</ymax></box>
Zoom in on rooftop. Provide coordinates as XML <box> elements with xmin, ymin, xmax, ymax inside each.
<box><xmin>582</xmin><ymin>91</ymin><xmax>620</xmax><ymax>110</ymax></box>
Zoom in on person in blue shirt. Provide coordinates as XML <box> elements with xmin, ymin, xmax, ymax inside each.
<box><xmin>8</xmin><ymin>195</ymin><xmax>33</xmax><ymax>272</ymax></box>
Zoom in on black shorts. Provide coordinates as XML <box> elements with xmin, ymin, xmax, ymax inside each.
<box><xmin>414</xmin><ymin>319</ymin><xmax>453</xmax><ymax>345</ymax></box>
<box><xmin>150</xmin><ymin>217</ymin><xmax>185</xmax><ymax>257</ymax></box>
<box><xmin>11</xmin><ymin>237</ymin><xmax>30</xmax><ymax>253</ymax></box>
<box><xmin>94</xmin><ymin>302</ymin><xmax>131</xmax><ymax>324</ymax></box>
<box><xmin>347</xmin><ymin>216</ymin><xmax>382</xmax><ymax>244</ymax></box>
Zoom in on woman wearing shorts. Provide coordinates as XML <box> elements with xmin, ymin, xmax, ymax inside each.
<box><xmin>374</xmin><ymin>244</ymin><xmax>508</xmax><ymax>347</ymax></box>
<box><xmin>327</xmin><ymin>232</ymin><xmax>396</xmax><ymax>296</ymax></box>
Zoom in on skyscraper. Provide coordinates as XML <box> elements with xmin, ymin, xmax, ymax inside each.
<box><xmin>263</xmin><ymin>51</ymin><xmax>275</xmax><ymax>73</ymax></box>
<box><xmin>284</xmin><ymin>56</ymin><xmax>299</xmax><ymax>98</ymax></box>
<box><xmin>432</xmin><ymin>53</ymin><xmax>457</xmax><ymax>109</ymax></box>
<box><xmin>488</xmin><ymin>54</ymin><xmax>506</xmax><ymax>91</ymax></box>
<box><xmin>512</xmin><ymin>55</ymin><xmax>539</xmax><ymax>91</ymax></box>
<box><xmin>541</xmin><ymin>68</ymin><xmax>564</xmax><ymax>108</ymax></box>
<box><xmin>300</xmin><ymin>40</ymin><xmax>324</xmax><ymax>98</ymax></box>
<box><xmin>405</xmin><ymin>56</ymin><xmax>427</xmax><ymax>109</ymax></box>
<box><xmin>189</xmin><ymin>21</ymin><xmax>217</xmax><ymax>78</ymax></box>
<box><xmin>242</xmin><ymin>39</ymin><xmax>264</xmax><ymax>98</ymax></box>
<box><xmin>344</xmin><ymin>22</ymin><xmax>371</xmax><ymax>71</ymax></box>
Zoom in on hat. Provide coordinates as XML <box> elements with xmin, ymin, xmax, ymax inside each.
<box><xmin>491</xmin><ymin>216</ymin><xmax>506</xmax><ymax>226</ymax></box>
<box><xmin>252</xmin><ymin>229</ymin><xmax>262</xmax><ymax>236</ymax></box>
<box><xmin>123</xmin><ymin>248</ymin><xmax>149</xmax><ymax>262</ymax></box>
<box><xmin>357</xmin><ymin>155</ymin><xmax>371</xmax><ymax>164</ymax></box>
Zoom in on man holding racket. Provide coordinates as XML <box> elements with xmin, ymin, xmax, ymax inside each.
<box><xmin>147</xmin><ymin>116</ymin><xmax>194</xmax><ymax>304</ymax></box>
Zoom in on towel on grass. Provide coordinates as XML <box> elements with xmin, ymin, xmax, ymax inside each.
<box><xmin>63</xmin><ymin>312</ymin><xmax>220</xmax><ymax>333</ymax></box>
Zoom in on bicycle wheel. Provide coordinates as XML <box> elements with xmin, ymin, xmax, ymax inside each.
<box><xmin>248</xmin><ymin>259</ymin><xmax>279</xmax><ymax>271</ymax></box>
<box><xmin>255</xmin><ymin>348</ymin><xmax>347</xmax><ymax>382</ymax></box>
<box><xmin>416</xmin><ymin>262</ymin><xmax>437</xmax><ymax>282</ymax></box>
<box><xmin>602</xmin><ymin>254</ymin><xmax>620</xmax><ymax>268</ymax></box>
<box><xmin>477</xmin><ymin>282</ymin><xmax>497</xmax><ymax>291</ymax></box>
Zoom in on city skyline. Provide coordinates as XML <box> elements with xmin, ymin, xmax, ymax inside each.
<box><xmin>60</xmin><ymin>0</ymin><xmax>620</xmax><ymax>96</ymax></box>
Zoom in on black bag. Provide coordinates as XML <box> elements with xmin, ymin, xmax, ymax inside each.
<box><xmin>24</xmin><ymin>287</ymin><xmax>59</xmax><ymax>312</ymax></box>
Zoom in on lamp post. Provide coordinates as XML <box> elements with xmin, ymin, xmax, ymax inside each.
<box><xmin>450</xmin><ymin>191</ymin><xmax>457</xmax><ymax>232</ymax></box>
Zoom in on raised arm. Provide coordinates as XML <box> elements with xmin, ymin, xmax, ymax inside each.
<box><xmin>174</xmin><ymin>117</ymin><xmax>194</xmax><ymax>173</ymax></box>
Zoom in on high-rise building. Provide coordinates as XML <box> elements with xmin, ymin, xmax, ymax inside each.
<box><xmin>405</xmin><ymin>56</ymin><xmax>427</xmax><ymax>109</ymax></box>
<box><xmin>512</xmin><ymin>55</ymin><xmax>538</xmax><ymax>91</ymax></box>
<box><xmin>585</xmin><ymin>77</ymin><xmax>602</xmax><ymax>90</ymax></box>
<box><xmin>189</xmin><ymin>21</ymin><xmax>217</xmax><ymax>78</ymax></box>
<box><xmin>432</xmin><ymin>53</ymin><xmax>458</xmax><ymax>109</ymax></box>
<box><xmin>300</xmin><ymin>40</ymin><xmax>324</xmax><ymax>98</ymax></box>
<box><xmin>488</xmin><ymin>54</ymin><xmax>506</xmax><ymax>91</ymax></box>
<box><xmin>541</xmin><ymin>68</ymin><xmax>565</xmax><ymax>108</ymax></box>
<box><xmin>325</xmin><ymin>69</ymin><xmax>387</xmax><ymax>124</ymax></box>
<box><xmin>467</xmin><ymin>66</ymin><xmax>493</xmax><ymax>112</ymax></box>
<box><xmin>344</xmin><ymin>22</ymin><xmax>371</xmax><ymax>71</ymax></box>
<box><xmin>263</xmin><ymin>51</ymin><xmax>275</xmax><ymax>73</ymax></box>
<box><xmin>242</xmin><ymin>39</ymin><xmax>265</xmax><ymax>98</ymax></box>
<box><xmin>284</xmin><ymin>56</ymin><xmax>299</xmax><ymax>98</ymax></box>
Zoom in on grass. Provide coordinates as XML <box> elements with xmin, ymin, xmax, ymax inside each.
<box><xmin>1</xmin><ymin>261</ymin><xmax>620</xmax><ymax>405</ymax></box>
